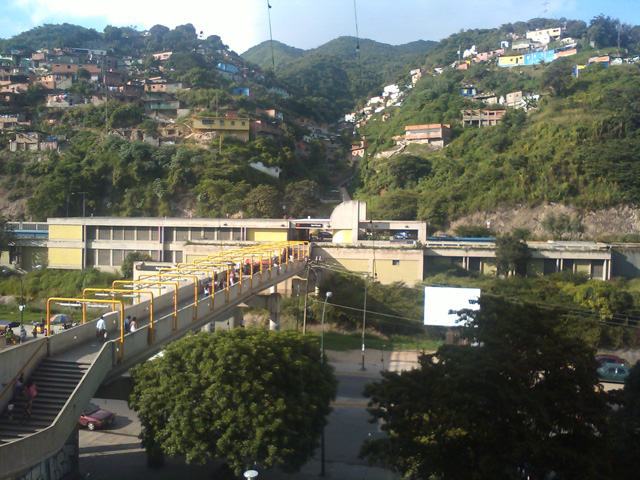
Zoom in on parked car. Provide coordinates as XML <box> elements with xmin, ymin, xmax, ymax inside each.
<box><xmin>597</xmin><ymin>363</ymin><xmax>631</xmax><ymax>383</ymax></box>
<box><xmin>391</xmin><ymin>232</ymin><xmax>412</xmax><ymax>241</ymax></box>
<box><xmin>79</xmin><ymin>403</ymin><xmax>115</xmax><ymax>430</ymax></box>
<box><xmin>311</xmin><ymin>231</ymin><xmax>333</xmax><ymax>242</ymax></box>
<box><xmin>595</xmin><ymin>354</ymin><xmax>628</xmax><ymax>367</ymax></box>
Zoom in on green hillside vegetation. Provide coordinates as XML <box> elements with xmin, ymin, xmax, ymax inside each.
<box><xmin>353</xmin><ymin>20</ymin><xmax>640</xmax><ymax>228</ymax></box>
<box><xmin>243</xmin><ymin>36</ymin><xmax>435</xmax><ymax>120</ymax></box>
<box><xmin>242</xmin><ymin>40</ymin><xmax>306</xmax><ymax>70</ymax></box>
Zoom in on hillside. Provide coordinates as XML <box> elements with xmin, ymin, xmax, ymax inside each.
<box><xmin>242</xmin><ymin>36</ymin><xmax>436</xmax><ymax>120</ymax></box>
<box><xmin>349</xmin><ymin>17</ymin><xmax>640</xmax><ymax>239</ymax></box>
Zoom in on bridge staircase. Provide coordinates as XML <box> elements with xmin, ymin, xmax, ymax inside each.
<box><xmin>0</xmin><ymin>360</ymin><xmax>89</xmax><ymax>445</ymax></box>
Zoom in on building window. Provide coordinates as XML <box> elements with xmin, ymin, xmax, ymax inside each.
<box><xmin>97</xmin><ymin>250</ymin><xmax>110</xmax><ymax>265</ymax></box>
<box><xmin>231</xmin><ymin>121</ymin><xmax>235</xmax><ymax>125</ymax></box>
<box><xmin>175</xmin><ymin>228</ymin><xmax>189</xmax><ymax>241</ymax></box>
<box><xmin>219</xmin><ymin>120</ymin><xmax>225</xmax><ymax>125</ymax></box>
<box><xmin>112</xmin><ymin>227</ymin><xmax>123</xmax><ymax>240</ymax></box>
<box><xmin>241</xmin><ymin>121</ymin><xmax>246</xmax><ymax>126</ymax></box>
<box><xmin>98</xmin><ymin>228</ymin><xmax>111</xmax><ymax>240</ymax></box>
<box><xmin>124</xmin><ymin>227</ymin><xmax>135</xmax><ymax>241</ymax></box>
<box><xmin>392</xmin><ymin>260</ymin><xmax>400</xmax><ymax>266</ymax></box>
<box><xmin>137</xmin><ymin>227</ymin><xmax>151</xmax><ymax>241</ymax></box>
<box><xmin>112</xmin><ymin>250</ymin><xmax>124</xmax><ymax>266</ymax></box>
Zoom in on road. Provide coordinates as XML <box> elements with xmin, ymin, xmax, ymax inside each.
<box><xmin>78</xmin><ymin>369</ymin><xmax>398</xmax><ymax>480</ymax></box>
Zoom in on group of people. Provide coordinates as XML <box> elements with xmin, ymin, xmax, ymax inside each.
<box><xmin>6</xmin><ymin>374</ymin><xmax>37</xmax><ymax>424</ymax></box>
<box><xmin>124</xmin><ymin>316</ymin><xmax>138</xmax><ymax>333</ymax></box>
<box><xmin>96</xmin><ymin>314</ymin><xmax>138</xmax><ymax>341</ymax></box>
<box><xmin>1</xmin><ymin>324</ymin><xmax>29</xmax><ymax>345</ymax></box>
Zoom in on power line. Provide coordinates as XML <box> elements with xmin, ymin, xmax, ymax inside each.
<box><xmin>308</xmin><ymin>262</ymin><xmax>640</xmax><ymax>331</ymax></box>
<box><xmin>266</xmin><ymin>0</ymin><xmax>276</xmax><ymax>71</ymax></box>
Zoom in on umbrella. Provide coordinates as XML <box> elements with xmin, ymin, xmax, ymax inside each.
<box><xmin>50</xmin><ymin>314</ymin><xmax>73</xmax><ymax>324</ymax></box>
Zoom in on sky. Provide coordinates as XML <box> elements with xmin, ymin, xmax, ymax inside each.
<box><xmin>1</xmin><ymin>0</ymin><xmax>639</xmax><ymax>54</ymax></box>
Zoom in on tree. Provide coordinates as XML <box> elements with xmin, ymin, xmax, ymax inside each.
<box><xmin>608</xmin><ymin>363</ymin><xmax>640</xmax><ymax>479</ymax></box>
<box><xmin>244</xmin><ymin>185</ymin><xmax>282</xmax><ymax>218</ymax></box>
<box><xmin>121</xmin><ymin>251</ymin><xmax>152</xmax><ymax>278</ymax></box>
<box><xmin>494</xmin><ymin>230</ymin><xmax>531</xmax><ymax>276</ymax></box>
<box><xmin>284</xmin><ymin>180</ymin><xmax>317</xmax><ymax>218</ymax></box>
<box><xmin>0</xmin><ymin>217</ymin><xmax>16</xmax><ymax>258</ymax></box>
<box><xmin>361</xmin><ymin>296</ymin><xmax>610</xmax><ymax>480</ymax></box>
<box><xmin>129</xmin><ymin>329</ymin><xmax>337</xmax><ymax>475</ymax></box>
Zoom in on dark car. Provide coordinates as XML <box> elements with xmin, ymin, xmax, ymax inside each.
<box><xmin>597</xmin><ymin>363</ymin><xmax>631</xmax><ymax>383</ymax></box>
<box><xmin>79</xmin><ymin>403</ymin><xmax>115</xmax><ymax>430</ymax></box>
<box><xmin>595</xmin><ymin>354</ymin><xmax>628</xmax><ymax>367</ymax></box>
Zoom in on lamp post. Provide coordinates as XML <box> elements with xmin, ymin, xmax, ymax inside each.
<box><xmin>18</xmin><ymin>275</ymin><xmax>25</xmax><ymax>326</ymax></box>
<box><xmin>302</xmin><ymin>264</ymin><xmax>318</xmax><ymax>335</ymax></box>
<box><xmin>320</xmin><ymin>290</ymin><xmax>332</xmax><ymax>478</ymax></box>
<box><xmin>361</xmin><ymin>274</ymin><xmax>367</xmax><ymax>370</ymax></box>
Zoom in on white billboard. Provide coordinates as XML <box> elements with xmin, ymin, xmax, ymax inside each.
<box><xmin>423</xmin><ymin>286</ymin><xmax>481</xmax><ymax>327</ymax></box>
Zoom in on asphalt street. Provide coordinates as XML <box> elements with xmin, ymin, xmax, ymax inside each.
<box><xmin>78</xmin><ymin>358</ymin><xmax>402</xmax><ymax>480</ymax></box>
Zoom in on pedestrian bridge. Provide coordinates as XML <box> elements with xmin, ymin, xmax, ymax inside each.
<box><xmin>0</xmin><ymin>241</ymin><xmax>310</xmax><ymax>479</ymax></box>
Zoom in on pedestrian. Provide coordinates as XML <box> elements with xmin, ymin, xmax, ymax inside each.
<box><xmin>6</xmin><ymin>402</ymin><xmax>15</xmax><ymax>423</ymax></box>
<box><xmin>96</xmin><ymin>315</ymin><xmax>106</xmax><ymax>342</ymax></box>
<box><xmin>6</xmin><ymin>327</ymin><xmax>13</xmax><ymax>345</ymax></box>
<box><xmin>32</xmin><ymin>325</ymin><xmax>38</xmax><ymax>338</ymax></box>
<box><xmin>129</xmin><ymin>317</ymin><xmax>138</xmax><ymax>332</ymax></box>
<box><xmin>19</xmin><ymin>325</ymin><xmax>26</xmax><ymax>344</ymax></box>
<box><xmin>203</xmin><ymin>285</ymin><xmax>210</xmax><ymax>297</ymax></box>
<box><xmin>15</xmin><ymin>373</ymin><xmax>24</xmax><ymax>398</ymax></box>
<box><xmin>124</xmin><ymin>315</ymin><xmax>131</xmax><ymax>333</ymax></box>
<box><xmin>19</xmin><ymin>381</ymin><xmax>36</xmax><ymax>424</ymax></box>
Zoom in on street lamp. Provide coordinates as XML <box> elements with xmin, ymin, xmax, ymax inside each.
<box><xmin>361</xmin><ymin>274</ymin><xmax>367</xmax><ymax>370</ymax></box>
<box><xmin>320</xmin><ymin>290</ymin><xmax>332</xmax><ymax>478</ymax></box>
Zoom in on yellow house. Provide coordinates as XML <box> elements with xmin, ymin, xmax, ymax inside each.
<box><xmin>497</xmin><ymin>55</ymin><xmax>525</xmax><ymax>67</ymax></box>
<box><xmin>192</xmin><ymin>117</ymin><xmax>250</xmax><ymax>142</ymax></box>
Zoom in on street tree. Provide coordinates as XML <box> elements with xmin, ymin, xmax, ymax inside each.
<box><xmin>361</xmin><ymin>296</ymin><xmax>610</xmax><ymax>480</ymax></box>
<box><xmin>121</xmin><ymin>251</ymin><xmax>152</xmax><ymax>278</ymax></box>
<box><xmin>129</xmin><ymin>329</ymin><xmax>337</xmax><ymax>475</ymax></box>
<box><xmin>494</xmin><ymin>230</ymin><xmax>531</xmax><ymax>276</ymax></box>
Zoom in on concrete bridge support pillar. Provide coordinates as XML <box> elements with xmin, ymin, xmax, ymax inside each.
<box><xmin>268</xmin><ymin>292</ymin><xmax>281</xmax><ymax>330</ymax></box>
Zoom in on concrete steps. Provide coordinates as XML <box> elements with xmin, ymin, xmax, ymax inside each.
<box><xmin>0</xmin><ymin>359</ymin><xmax>89</xmax><ymax>444</ymax></box>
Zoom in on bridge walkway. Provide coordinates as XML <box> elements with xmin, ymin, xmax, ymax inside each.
<box><xmin>0</xmin><ymin>242</ymin><xmax>309</xmax><ymax>479</ymax></box>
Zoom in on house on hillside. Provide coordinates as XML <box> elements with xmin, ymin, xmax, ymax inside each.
<box><xmin>498</xmin><ymin>55</ymin><xmax>525</xmax><ymax>67</ymax></box>
<box><xmin>523</xmin><ymin>50</ymin><xmax>555</xmax><ymax>65</ymax></box>
<box><xmin>192</xmin><ymin>116</ymin><xmax>250</xmax><ymax>142</ymax></box>
<box><xmin>505</xmin><ymin>91</ymin><xmax>539</xmax><ymax>110</ymax></box>
<box><xmin>460</xmin><ymin>86</ymin><xmax>477</xmax><ymax>97</ymax></box>
<box><xmin>410</xmin><ymin>68</ymin><xmax>423</xmax><ymax>84</ymax></box>
<box><xmin>10</xmin><ymin>132</ymin><xmax>58</xmax><ymax>151</ymax></box>
<box><xmin>461</xmin><ymin>109</ymin><xmax>505</xmax><ymax>127</ymax></box>
<box><xmin>526</xmin><ymin>27</ymin><xmax>562</xmax><ymax>45</ymax></box>
<box><xmin>404</xmin><ymin>124</ymin><xmax>451</xmax><ymax>149</ymax></box>
<box><xmin>0</xmin><ymin>113</ymin><xmax>29</xmax><ymax>130</ymax></box>
<box><xmin>474</xmin><ymin>93</ymin><xmax>498</xmax><ymax>105</ymax></box>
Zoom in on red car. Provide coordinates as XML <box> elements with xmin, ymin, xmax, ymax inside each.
<box><xmin>595</xmin><ymin>354</ymin><xmax>628</xmax><ymax>367</ymax></box>
<box><xmin>79</xmin><ymin>403</ymin><xmax>115</xmax><ymax>431</ymax></box>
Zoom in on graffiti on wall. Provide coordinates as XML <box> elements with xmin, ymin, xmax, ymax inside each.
<box><xmin>17</xmin><ymin>441</ymin><xmax>76</xmax><ymax>480</ymax></box>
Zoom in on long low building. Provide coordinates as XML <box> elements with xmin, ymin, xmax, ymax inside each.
<box><xmin>4</xmin><ymin>201</ymin><xmax>633</xmax><ymax>284</ymax></box>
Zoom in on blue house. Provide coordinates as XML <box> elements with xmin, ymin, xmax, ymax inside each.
<box><xmin>523</xmin><ymin>50</ymin><xmax>555</xmax><ymax>66</ymax></box>
<box><xmin>460</xmin><ymin>87</ymin><xmax>477</xmax><ymax>97</ymax></box>
<box><xmin>216</xmin><ymin>62</ymin><xmax>239</xmax><ymax>74</ymax></box>
<box><xmin>233</xmin><ymin>87</ymin><xmax>250</xmax><ymax>96</ymax></box>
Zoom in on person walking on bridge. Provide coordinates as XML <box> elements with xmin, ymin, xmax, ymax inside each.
<box><xmin>96</xmin><ymin>315</ymin><xmax>106</xmax><ymax>342</ymax></box>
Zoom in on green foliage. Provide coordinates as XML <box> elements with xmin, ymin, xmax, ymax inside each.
<box><xmin>0</xmin><ymin>23</ymin><xmax>101</xmax><ymax>51</ymax></box>
<box><xmin>0</xmin><ymin>268</ymin><xmax>119</xmax><ymax>301</ymax></box>
<box><xmin>453</xmin><ymin>225</ymin><xmax>493</xmax><ymax>237</ymax></box>
<box><xmin>494</xmin><ymin>231</ymin><xmax>532</xmax><ymax>276</ymax></box>
<box><xmin>121</xmin><ymin>252</ymin><xmax>153</xmax><ymax>279</ymax></box>
<box><xmin>542</xmin><ymin>212</ymin><xmax>584</xmax><ymax>238</ymax></box>
<box><xmin>129</xmin><ymin>329</ymin><xmax>337</xmax><ymax>475</ymax></box>
<box><xmin>361</xmin><ymin>296</ymin><xmax>610</xmax><ymax>479</ymax></box>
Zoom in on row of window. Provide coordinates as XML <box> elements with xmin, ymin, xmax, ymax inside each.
<box><xmin>86</xmin><ymin>249</ymin><xmax>183</xmax><ymax>267</ymax></box>
<box><xmin>201</xmin><ymin>119</ymin><xmax>246</xmax><ymax>126</ymax></box>
<box><xmin>87</xmin><ymin>226</ymin><xmax>243</xmax><ymax>242</ymax></box>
